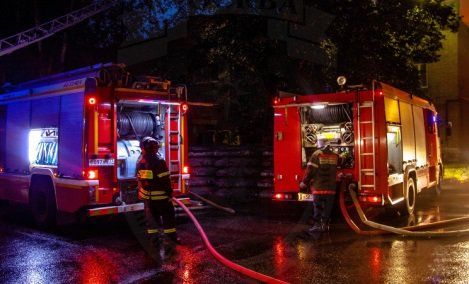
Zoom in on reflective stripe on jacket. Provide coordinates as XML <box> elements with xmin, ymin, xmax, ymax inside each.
<box><xmin>136</xmin><ymin>154</ymin><xmax>172</xmax><ymax>201</ymax></box>
<box><xmin>302</xmin><ymin>147</ymin><xmax>339</xmax><ymax>193</ymax></box>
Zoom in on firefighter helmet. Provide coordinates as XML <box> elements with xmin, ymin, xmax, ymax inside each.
<box><xmin>140</xmin><ymin>136</ymin><xmax>160</xmax><ymax>153</ymax></box>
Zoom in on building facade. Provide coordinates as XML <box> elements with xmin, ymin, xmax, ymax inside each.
<box><xmin>426</xmin><ymin>0</ymin><xmax>469</xmax><ymax>162</ymax></box>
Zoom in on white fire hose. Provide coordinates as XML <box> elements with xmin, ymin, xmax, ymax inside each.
<box><xmin>345</xmin><ymin>185</ymin><xmax>469</xmax><ymax>237</ymax></box>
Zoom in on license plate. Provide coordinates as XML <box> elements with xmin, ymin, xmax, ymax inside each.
<box><xmin>89</xmin><ymin>159</ymin><xmax>115</xmax><ymax>166</ymax></box>
<box><xmin>298</xmin><ymin>193</ymin><xmax>314</xmax><ymax>201</ymax></box>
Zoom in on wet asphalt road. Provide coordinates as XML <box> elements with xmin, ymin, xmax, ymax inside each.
<box><xmin>1</xmin><ymin>182</ymin><xmax>469</xmax><ymax>284</ymax></box>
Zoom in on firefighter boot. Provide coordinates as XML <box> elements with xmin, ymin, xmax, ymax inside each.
<box><xmin>162</xmin><ymin>235</ymin><xmax>180</xmax><ymax>260</ymax></box>
<box><xmin>151</xmin><ymin>235</ymin><xmax>163</xmax><ymax>247</ymax></box>
<box><xmin>308</xmin><ymin>221</ymin><xmax>326</xmax><ymax>234</ymax></box>
<box><xmin>322</xmin><ymin>220</ymin><xmax>330</xmax><ymax>232</ymax></box>
<box><xmin>146</xmin><ymin>228</ymin><xmax>163</xmax><ymax>247</ymax></box>
<box><xmin>145</xmin><ymin>236</ymin><xmax>164</xmax><ymax>263</ymax></box>
<box><xmin>167</xmin><ymin>232</ymin><xmax>181</xmax><ymax>245</ymax></box>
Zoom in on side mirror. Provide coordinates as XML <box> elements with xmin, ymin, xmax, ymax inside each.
<box><xmin>446</xmin><ymin>121</ymin><xmax>453</xmax><ymax>137</ymax></box>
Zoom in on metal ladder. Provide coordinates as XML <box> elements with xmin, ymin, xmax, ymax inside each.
<box><xmin>167</xmin><ymin>105</ymin><xmax>182</xmax><ymax>192</ymax></box>
<box><xmin>358</xmin><ymin>100</ymin><xmax>376</xmax><ymax>190</ymax></box>
<box><xmin>0</xmin><ymin>0</ymin><xmax>116</xmax><ymax>57</ymax></box>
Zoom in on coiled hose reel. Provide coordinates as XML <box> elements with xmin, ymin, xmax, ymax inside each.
<box><xmin>118</xmin><ymin>111</ymin><xmax>161</xmax><ymax>139</ymax></box>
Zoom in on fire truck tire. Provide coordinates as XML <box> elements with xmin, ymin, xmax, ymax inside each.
<box><xmin>403</xmin><ymin>177</ymin><xmax>416</xmax><ymax>216</ymax></box>
<box><xmin>30</xmin><ymin>176</ymin><xmax>57</xmax><ymax>228</ymax></box>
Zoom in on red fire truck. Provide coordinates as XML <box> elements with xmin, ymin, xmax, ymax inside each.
<box><xmin>273</xmin><ymin>81</ymin><xmax>442</xmax><ymax>215</ymax></box>
<box><xmin>0</xmin><ymin>63</ymin><xmax>190</xmax><ymax>225</ymax></box>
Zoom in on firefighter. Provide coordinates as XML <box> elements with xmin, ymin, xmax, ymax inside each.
<box><xmin>300</xmin><ymin>139</ymin><xmax>339</xmax><ymax>233</ymax></box>
<box><xmin>137</xmin><ymin>136</ymin><xmax>180</xmax><ymax>246</ymax></box>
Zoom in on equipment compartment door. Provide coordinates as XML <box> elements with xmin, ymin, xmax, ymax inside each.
<box><xmin>274</xmin><ymin>107</ymin><xmax>302</xmax><ymax>192</ymax></box>
<box><xmin>58</xmin><ymin>92</ymin><xmax>85</xmax><ymax>178</ymax></box>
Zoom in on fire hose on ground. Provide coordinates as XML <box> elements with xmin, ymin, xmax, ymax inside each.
<box><xmin>172</xmin><ymin>197</ymin><xmax>288</xmax><ymax>284</ymax></box>
<box><xmin>339</xmin><ymin>181</ymin><xmax>469</xmax><ymax>237</ymax></box>
<box><xmin>189</xmin><ymin>191</ymin><xmax>236</xmax><ymax>214</ymax></box>
<box><xmin>171</xmin><ymin>178</ymin><xmax>469</xmax><ymax>283</ymax></box>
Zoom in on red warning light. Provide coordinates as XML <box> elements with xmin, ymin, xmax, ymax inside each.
<box><xmin>181</xmin><ymin>103</ymin><xmax>189</xmax><ymax>112</ymax></box>
<box><xmin>182</xmin><ymin>166</ymin><xmax>189</xmax><ymax>174</ymax></box>
<box><xmin>360</xmin><ymin>195</ymin><xmax>382</xmax><ymax>204</ymax></box>
<box><xmin>86</xmin><ymin>170</ymin><xmax>98</xmax><ymax>180</ymax></box>
<box><xmin>88</xmin><ymin>97</ymin><xmax>96</xmax><ymax>105</ymax></box>
<box><xmin>274</xmin><ymin>193</ymin><xmax>283</xmax><ymax>199</ymax></box>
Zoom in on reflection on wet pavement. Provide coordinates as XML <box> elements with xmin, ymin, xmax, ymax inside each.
<box><xmin>0</xmin><ymin>186</ymin><xmax>469</xmax><ymax>283</ymax></box>
<box><xmin>80</xmin><ymin>250</ymin><xmax>119</xmax><ymax>284</ymax></box>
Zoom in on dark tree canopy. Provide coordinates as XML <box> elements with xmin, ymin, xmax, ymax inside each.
<box><xmin>315</xmin><ymin>0</ymin><xmax>460</xmax><ymax>92</ymax></box>
<box><xmin>0</xmin><ymin>0</ymin><xmax>460</xmax><ymax>143</ymax></box>
<box><xmin>0</xmin><ymin>0</ymin><xmax>459</xmax><ymax>89</ymax></box>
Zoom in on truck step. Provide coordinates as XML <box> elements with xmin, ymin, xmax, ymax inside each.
<box><xmin>359</xmin><ymin>102</ymin><xmax>373</xmax><ymax>108</ymax></box>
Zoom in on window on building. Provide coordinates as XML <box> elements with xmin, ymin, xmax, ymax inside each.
<box><xmin>417</xmin><ymin>63</ymin><xmax>428</xmax><ymax>89</ymax></box>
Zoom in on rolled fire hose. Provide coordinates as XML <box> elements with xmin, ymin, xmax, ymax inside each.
<box><xmin>189</xmin><ymin>192</ymin><xmax>236</xmax><ymax>214</ymax></box>
<box><xmin>341</xmin><ymin>184</ymin><xmax>469</xmax><ymax>237</ymax></box>
<box><xmin>172</xmin><ymin>197</ymin><xmax>288</xmax><ymax>284</ymax></box>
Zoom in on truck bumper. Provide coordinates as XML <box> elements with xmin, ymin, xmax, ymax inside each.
<box><xmin>87</xmin><ymin>198</ymin><xmax>204</xmax><ymax>217</ymax></box>
<box><xmin>272</xmin><ymin>192</ymin><xmax>314</xmax><ymax>202</ymax></box>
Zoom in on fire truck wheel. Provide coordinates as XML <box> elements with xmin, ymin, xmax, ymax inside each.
<box><xmin>30</xmin><ymin>177</ymin><xmax>57</xmax><ymax>228</ymax></box>
<box><xmin>403</xmin><ymin>177</ymin><xmax>416</xmax><ymax>216</ymax></box>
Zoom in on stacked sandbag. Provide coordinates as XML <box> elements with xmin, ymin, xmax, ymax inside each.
<box><xmin>188</xmin><ymin>145</ymin><xmax>273</xmax><ymax>201</ymax></box>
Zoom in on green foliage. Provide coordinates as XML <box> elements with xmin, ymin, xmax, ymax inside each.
<box><xmin>172</xmin><ymin>16</ymin><xmax>286</xmax><ymax>144</ymax></box>
<box><xmin>0</xmin><ymin>0</ymin><xmax>460</xmax><ymax>144</ymax></box>
<box><xmin>444</xmin><ymin>164</ymin><xmax>469</xmax><ymax>183</ymax></box>
<box><xmin>315</xmin><ymin>0</ymin><xmax>460</xmax><ymax>92</ymax></box>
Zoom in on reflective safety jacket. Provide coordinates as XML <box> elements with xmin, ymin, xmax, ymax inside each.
<box><xmin>136</xmin><ymin>154</ymin><xmax>172</xmax><ymax>201</ymax></box>
<box><xmin>302</xmin><ymin>147</ymin><xmax>338</xmax><ymax>195</ymax></box>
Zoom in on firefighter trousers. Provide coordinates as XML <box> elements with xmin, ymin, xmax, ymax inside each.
<box><xmin>144</xmin><ymin>199</ymin><xmax>177</xmax><ymax>242</ymax></box>
<box><xmin>313</xmin><ymin>195</ymin><xmax>335</xmax><ymax>224</ymax></box>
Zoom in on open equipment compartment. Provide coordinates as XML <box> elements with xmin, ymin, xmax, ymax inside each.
<box><xmin>300</xmin><ymin>103</ymin><xmax>355</xmax><ymax>169</ymax></box>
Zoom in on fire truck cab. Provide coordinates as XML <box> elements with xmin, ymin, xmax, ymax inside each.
<box><xmin>0</xmin><ymin>63</ymin><xmax>190</xmax><ymax>225</ymax></box>
<box><xmin>273</xmin><ymin>82</ymin><xmax>442</xmax><ymax>215</ymax></box>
